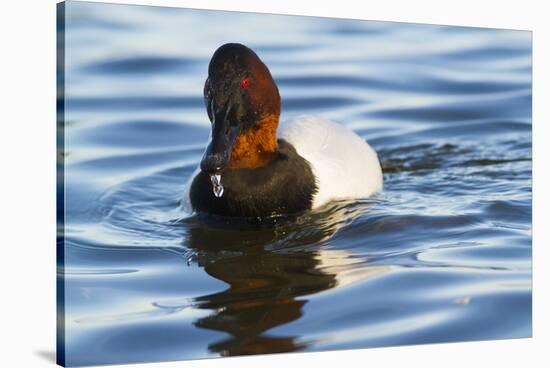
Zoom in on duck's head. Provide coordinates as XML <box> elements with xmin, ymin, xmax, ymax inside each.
<box><xmin>200</xmin><ymin>43</ymin><xmax>281</xmax><ymax>174</ymax></box>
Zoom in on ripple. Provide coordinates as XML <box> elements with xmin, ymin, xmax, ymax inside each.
<box><xmin>369</xmin><ymin>92</ymin><xmax>531</xmax><ymax>123</ymax></box>
<box><xmin>81</xmin><ymin>56</ymin><xmax>201</xmax><ymax>75</ymax></box>
<box><xmin>75</xmin><ymin>308</ymin><xmax>192</xmax><ymax>326</ymax></box>
<box><xmin>482</xmin><ymin>200</ymin><xmax>532</xmax><ymax>224</ymax></box>
<box><xmin>277</xmin><ymin>75</ymin><xmax>380</xmax><ymax>88</ymax></box>
<box><xmin>282</xmin><ymin>96</ymin><xmax>364</xmax><ymax>110</ymax></box>
<box><xmin>252</xmin><ymin>43</ymin><xmax>316</xmax><ymax>53</ymax></box>
<box><xmin>330</xmin><ymin>25</ymin><xmax>388</xmax><ymax>36</ymax></box>
<box><xmin>60</xmin><ymin>268</ymin><xmax>139</xmax><ymax>276</ymax></box>
<box><xmin>67</xmin><ymin>17</ymin><xmax>135</xmax><ymax>31</ymax></box>
<box><xmin>418</xmin><ymin>244</ymin><xmax>531</xmax><ymax>270</ymax></box>
<box><xmin>65</xmin><ymin>96</ymin><xmax>203</xmax><ymax>111</ymax></box>
<box><xmin>303</xmin><ymin>310</ymin><xmax>456</xmax><ymax>349</ymax></box>
<box><xmin>277</xmin><ymin>74</ymin><xmax>527</xmax><ymax>95</ymax></box>
<box><xmin>439</xmin><ymin>45</ymin><xmax>531</xmax><ymax>62</ymax></box>
<box><xmin>459</xmin><ymin>158</ymin><xmax>531</xmax><ymax>167</ymax></box>
<box><xmin>70</xmin><ymin>119</ymin><xmax>208</xmax><ymax>148</ymax></box>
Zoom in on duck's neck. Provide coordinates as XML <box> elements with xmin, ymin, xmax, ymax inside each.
<box><xmin>227</xmin><ymin>114</ymin><xmax>279</xmax><ymax>169</ymax></box>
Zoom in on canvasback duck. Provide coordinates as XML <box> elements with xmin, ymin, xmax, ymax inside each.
<box><xmin>185</xmin><ymin>43</ymin><xmax>382</xmax><ymax>218</ymax></box>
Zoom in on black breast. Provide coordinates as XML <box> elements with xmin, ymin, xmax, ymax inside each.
<box><xmin>190</xmin><ymin>139</ymin><xmax>317</xmax><ymax>218</ymax></box>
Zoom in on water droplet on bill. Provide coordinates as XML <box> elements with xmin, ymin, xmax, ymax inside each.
<box><xmin>210</xmin><ymin>173</ymin><xmax>224</xmax><ymax>198</ymax></box>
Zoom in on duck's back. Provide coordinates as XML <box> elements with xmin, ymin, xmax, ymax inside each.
<box><xmin>279</xmin><ymin>115</ymin><xmax>383</xmax><ymax>209</ymax></box>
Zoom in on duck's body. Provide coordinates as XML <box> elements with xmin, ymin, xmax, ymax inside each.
<box><xmin>185</xmin><ymin>43</ymin><xmax>382</xmax><ymax>219</ymax></box>
<box><xmin>186</xmin><ymin>115</ymin><xmax>382</xmax><ymax>217</ymax></box>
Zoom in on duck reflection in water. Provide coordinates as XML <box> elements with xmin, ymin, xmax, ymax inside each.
<box><xmin>182</xmin><ymin>202</ymin><xmax>387</xmax><ymax>356</ymax></box>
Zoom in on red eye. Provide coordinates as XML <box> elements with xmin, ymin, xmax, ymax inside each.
<box><xmin>241</xmin><ymin>77</ymin><xmax>250</xmax><ymax>89</ymax></box>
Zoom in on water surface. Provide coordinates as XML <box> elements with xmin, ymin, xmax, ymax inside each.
<box><xmin>59</xmin><ymin>2</ymin><xmax>532</xmax><ymax>366</ymax></box>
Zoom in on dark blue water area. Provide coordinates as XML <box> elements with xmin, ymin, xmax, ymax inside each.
<box><xmin>59</xmin><ymin>2</ymin><xmax>532</xmax><ymax>366</ymax></box>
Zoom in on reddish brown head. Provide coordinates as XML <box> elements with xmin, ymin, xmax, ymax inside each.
<box><xmin>200</xmin><ymin>43</ymin><xmax>281</xmax><ymax>174</ymax></box>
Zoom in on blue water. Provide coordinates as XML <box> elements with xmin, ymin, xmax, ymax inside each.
<box><xmin>58</xmin><ymin>1</ymin><xmax>532</xmax><ymax>366</ymax></box>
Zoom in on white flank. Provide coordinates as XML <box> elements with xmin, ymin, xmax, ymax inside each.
<box><xmin>279</xmin><ymin>115</ymin><xmax>383</xmax><ymax>209</ymax></box>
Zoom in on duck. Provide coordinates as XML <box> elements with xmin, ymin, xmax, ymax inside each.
<box><xmin>184</xmin><ymin>43</ymin><xmax>382</xmax><ymax>218</ymax></box>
